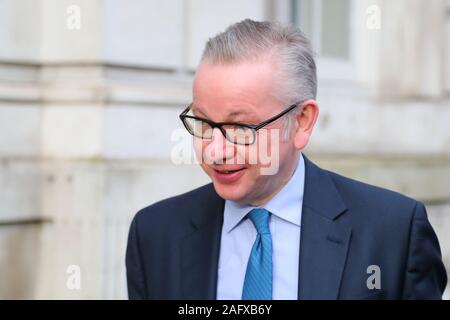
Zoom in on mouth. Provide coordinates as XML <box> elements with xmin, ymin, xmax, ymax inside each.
<box><xmin>214</xmin><ymin>168</ymin><xmax>246</xmax><ymax>174</ymax></box>
<box><xmin>211</xmin><ymin>167</ymin><xmax>247</xmax><ymax>183</ymax></box>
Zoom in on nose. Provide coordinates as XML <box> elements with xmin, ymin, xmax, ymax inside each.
<box><xmin>204</xmin><ymin>128</ymin><xmax>235</xmax><ymax>164</ymax></box>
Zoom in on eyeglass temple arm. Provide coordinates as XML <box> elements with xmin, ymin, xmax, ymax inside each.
<box><xmin>253</xmin><ymin>102</ymin><xmax>302</xmax><ymax>130</ymax></box>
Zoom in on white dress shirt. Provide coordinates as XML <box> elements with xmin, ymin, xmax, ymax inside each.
<box><xmin>216</xmin><ymin>153</ymin><xmax>305</xmax><ymax>300</ymax></box>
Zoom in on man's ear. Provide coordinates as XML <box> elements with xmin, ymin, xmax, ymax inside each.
<box><xmin>293</xmin><ymin>99</ymin><xmax>319</xmax><ymax>150</ymax></box>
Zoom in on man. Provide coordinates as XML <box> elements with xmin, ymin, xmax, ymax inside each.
<box><xmin>126</xmin><ymin>19</ymin><xmax>447</xmax><ymax>299</ymax></box>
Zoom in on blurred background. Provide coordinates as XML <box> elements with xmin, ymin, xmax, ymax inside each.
<box><xmin>0</xmin><ymin>0</ymin><xmax>449</xmax><ymax>299</ymax></box>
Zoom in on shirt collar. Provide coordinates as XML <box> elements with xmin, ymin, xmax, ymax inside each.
<box><xmin>223</xmin><ymin>153</ymin><xmax>305</xmax><ymax>233</ymax></box>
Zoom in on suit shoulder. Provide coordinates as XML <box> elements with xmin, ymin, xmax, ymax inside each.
<box><xmin>132</xmin><ymin>183</ymin><xmax>215</xmax><ymax>225</ymax></box>
<box><xmin>325</xmin><ymin>169</ymin><xmax>419</xmax><ymax>217</ymax></box>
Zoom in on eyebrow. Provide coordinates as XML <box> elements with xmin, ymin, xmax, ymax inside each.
<box><xmin>191</xmin><ymin>105</ymin><xmax>208</xmax><ymax>117</ymax></box>
<box><xmin>191</xmin><ymin>105</ymin><xmax>252</xmax><ymax>120</ymax></box>
<box><xmin>228</xmin><ymin>110</ymin><xmax>250</xmax><ymax>117</ymax></box>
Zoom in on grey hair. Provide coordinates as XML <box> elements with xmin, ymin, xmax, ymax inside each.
<box><xmin>200</xmin><ymin>19</ymin><xmax>317</xmax><ymax>139</ymax></box>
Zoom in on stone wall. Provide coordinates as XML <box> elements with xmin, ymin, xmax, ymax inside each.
<box><xmin>0</xmin><ymin>0</ymin><xmax>449</xmax><ymax>299</ymax></box>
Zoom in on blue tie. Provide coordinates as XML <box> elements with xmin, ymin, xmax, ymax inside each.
<box><xmin>242</xmin><ymin>208</ymin><xmax>273</xmax><ymax>300</ymax></box>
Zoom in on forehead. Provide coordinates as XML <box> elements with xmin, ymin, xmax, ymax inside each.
<box><xmin>192</xmin><ymin>58</ymin><xmax>278</xmax><ymax>111</ymax></box>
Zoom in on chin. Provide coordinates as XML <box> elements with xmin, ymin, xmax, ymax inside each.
<box><xmin>212</xmin><ymin>181</ymin><xmax>248</xmax><ymax>202</ymax></box>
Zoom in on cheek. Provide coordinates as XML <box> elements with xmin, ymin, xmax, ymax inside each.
<box><xmin>193</xmin><ymin>137</ymin><xmax>201</xmax><ymax>152</ymax></box>
<box><xmin>241</xmin><ymin>129</ymin><xmax>283</xmax><ymax>167</ymax></box>
<box><xmin>199</xmin><ymin>163</ymin><xmax>212</xmax><ymax>177</ymax></box>
<box><xmin>193</xmin><ymin>138</ymin><xmax>207</xmax><ymax>162</ymax></box>
<box><xmin>275</xmin><ymin>140</ymin><xmax>290</xmax><ymax>157</ymax></box>
<box><xmin>235</xmin><ymin>144</ymin><xmax>249</xmax><ymax>164</ymax></box>
<box><xmin>242</xmin><ymin>163</ymin><xmax>264</xmax><ymax>187</ymax></box>
<box><xmin>265</xmin><ymin>128</ymin><xmax>283</xmax><ymax>155</ymax></box>
<box><xmin>241</xmin><ymin>166</ymin><xmax>271</xmax><ymax>196</ymax></box>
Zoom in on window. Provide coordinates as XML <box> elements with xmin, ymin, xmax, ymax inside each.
<box><xmin>291</xmin><ymin>0</ymin><xmax>354</xmax><ymax>81</ymax></box>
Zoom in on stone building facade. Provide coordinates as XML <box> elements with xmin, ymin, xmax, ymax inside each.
<box><xmin>0</xmin><ymin>0</ymin><xmax>449</xmax><ymax>299</ymax></box>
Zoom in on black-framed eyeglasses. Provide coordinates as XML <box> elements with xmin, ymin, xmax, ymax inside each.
<box><xmin>179</xmin><ymin>101</ymin><xmax>303</xmax><ymax>145</ymax></box>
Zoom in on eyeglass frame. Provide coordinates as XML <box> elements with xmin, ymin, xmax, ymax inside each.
<box><xmin>179</xmin><ymin>101</ymin><xmax>304</xmax><ymax>145</ymax></box>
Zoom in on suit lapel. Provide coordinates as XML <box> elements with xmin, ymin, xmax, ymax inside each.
<box><xmin>180</xmin><ymin>185</ymin><xmax>224</xmax><ymax>299</ymax></box>
<box><xmin>298</xmin><ymin>156</ymin><xmax>352</xmax><ymax>299</ymax></box>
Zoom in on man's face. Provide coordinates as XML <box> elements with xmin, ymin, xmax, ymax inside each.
<box><xmin>192</xmin><ymin>56</ymin><xmax>300</xmax><ymax>205</ymax></box>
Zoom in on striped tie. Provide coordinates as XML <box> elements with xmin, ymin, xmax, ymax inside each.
<box><xmin>241</xmin><ymin>208</ymin><xmax>273</xmax><ymax>300</ymax></box>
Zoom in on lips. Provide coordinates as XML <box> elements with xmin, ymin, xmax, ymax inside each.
<box><xmin>214</xmin><ymin>167</ymin><xmax>246</xmax><ymax>174</ymax></box>
<box><xmin>211</xmin><ymin>166</ymin><xmax>247</xmax><ymax>183</ymax></box>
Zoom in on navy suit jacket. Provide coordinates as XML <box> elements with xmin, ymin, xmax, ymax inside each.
<box><xmin>126</xmin><ymin>156</ymin><xmax>447</xmax><ymax>299</ymax></box>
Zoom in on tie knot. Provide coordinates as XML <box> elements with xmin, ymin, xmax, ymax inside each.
<box><xmin>248</xmin><ymin>208</ymin><xmax>271</xmax><ymax>234</ymax></box>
